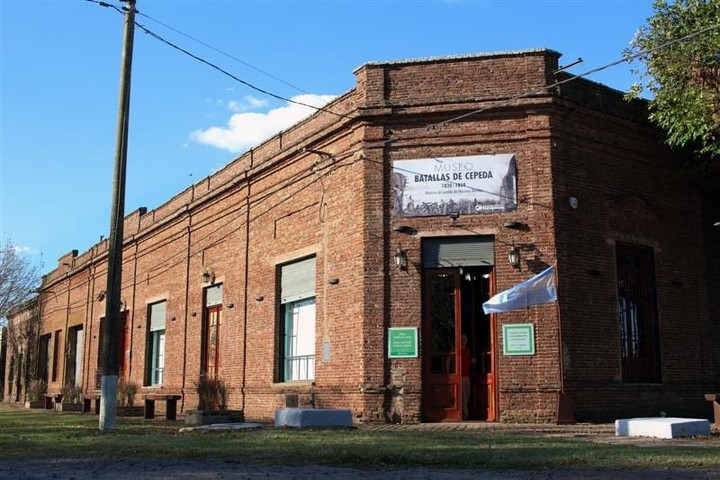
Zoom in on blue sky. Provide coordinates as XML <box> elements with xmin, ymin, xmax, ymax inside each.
<box><xmin>1</xmin><ymin>0</ymin><xmax>655</xmax><ymax>275</ymax></box>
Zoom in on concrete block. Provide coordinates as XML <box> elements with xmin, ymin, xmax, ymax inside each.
<box><xmin>274</xmin><ymin>408</ymin><xmax>353</xmax><ymax>428</ymax></box>
<box><xmin>615</xmin><ymin>417</ymin><xmax>711</xmax><ymax>439</ymax></box>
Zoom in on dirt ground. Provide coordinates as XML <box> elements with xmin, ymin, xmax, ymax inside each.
<box><xmin>1</xmin><ymin>422</ymin><xmax>718</xmax><ymax>479</ymax></box>
<box><xmin>1</xmin><ymin>457</ymin><xmax>720</xmax><ymax>480</ymax></box>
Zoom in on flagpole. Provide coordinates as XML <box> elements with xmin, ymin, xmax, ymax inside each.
<box><xmin>552</xmin><ymin>253</ymin><xmax>574</xmax><ymax>424</ymax></box>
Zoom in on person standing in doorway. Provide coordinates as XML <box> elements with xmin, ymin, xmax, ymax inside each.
<box><xmin>461</xmin><ymin>334</ymin><xmax>476</xmax><ymax>420</ymax></box>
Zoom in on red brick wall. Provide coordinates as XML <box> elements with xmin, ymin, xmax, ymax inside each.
<box><xmin>31</xmin><ymin>50</ymin><xmax>717</xmax><ymax>424</ymax></box>
<box><xmin>551</xmin><ymin>87</ymin><xmax>717</xmax><ymax>421</ymax></box>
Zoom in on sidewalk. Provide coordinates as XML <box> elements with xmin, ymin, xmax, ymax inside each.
<box><xmin>358</xmin><ymin>420</ymin><xmax>719</xmax><ymax>448</ymax></box>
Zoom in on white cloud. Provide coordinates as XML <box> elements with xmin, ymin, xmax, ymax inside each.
<box><xmin>227</xmin><ymin>96</ymin><xmax>269</xmax><ymax>112</ymax></box>
<box><xmin>13</xmin><ymin>245</ymin><xmax>38</xmax><ymax>255</ymax></box>
<box><xmin>191</xmin><ymin>94</ymin><xmax>336</xmax><ymax>154</ymax></box>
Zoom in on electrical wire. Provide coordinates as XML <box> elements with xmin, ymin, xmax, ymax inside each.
<box><xmin>135</xmin><ymin>10</ymin><xmax>320</xmax><ymax>102</ymax></box>
<box><xmin>427</xmin><ymin>22</ymin><xmax>720</xmax><ymax>129</ymax></box>
<box><xmin>86</xmin><ymin>0</ymin><xmax>352</xmax><ymax>120</ymax></box>
<box><xmin>67</xmin><ymin>0</ymin><xmax>719</xmax><ymax>303</ymax></box>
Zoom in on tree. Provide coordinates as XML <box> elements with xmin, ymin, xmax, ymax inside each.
<box><xmin>626</xmin><ymin>0</ymin><xmax>720</xmax><ymax>160</ymax></box>
<box><xmin>0</xmin><ymin>239</ymin><xmax>40</xmax><ymax>326</ymax></box>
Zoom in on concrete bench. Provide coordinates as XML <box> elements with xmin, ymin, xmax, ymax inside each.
<box><xmin>82</xmin><ymin>393</ymin><xmax>101</xmax><ymax>414</ymax></box>
<box><xmin>615</xmin><ymin>417</ymin><xmax>711</xmax><ymax>439</ymax></box>
<box><xmin>144</xmin><ymin>394</ymin><xmax>182</xmax><ymax>420</ymax></box>
<box><xmin>44</xmin><ymin>393</ymin><xmax>62</xmax><ymax>410</ymax></box>
<box><xmin>705</xmin><ymin>393</ymin><xmax>720</xmax><ymax>426</ymax></box>
<box><xmin>275</xmin><ymin>408</ymin><xmax>353</xmax><ymax>428</ymax></box>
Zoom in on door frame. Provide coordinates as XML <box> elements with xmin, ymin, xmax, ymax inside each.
<box><xmin>421</xmin><ymin>266</ymin><xmax>498</xmax><ymax>422</ymax></box>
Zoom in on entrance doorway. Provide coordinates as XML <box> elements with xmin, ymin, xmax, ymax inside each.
<box><xmin>422</xmin><ymin>265</ymin><xmax>496</xmax><ymax>422</ymax></box>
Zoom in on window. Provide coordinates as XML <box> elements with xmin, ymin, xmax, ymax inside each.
<box><xmin>202</xmin><ymin>285</ymin><xmax>223</xmax><ymax>378</ymax></box>
<box><xmin>145</xmin><ymin>301</ymin><xmax>166</xmax><ymax>386</ymax></box>
<box><xmin>65</xmin><ymin>326</ymin><xmax>84</xmax><ymax>388</ymax></box>
<box><xmin>279</xmin><ymin>257</ymin><xmax>316</xmax><ymax>382</ymax></box>
<box><xmin>52</xmin><ymin>329</ymin><xmax>61</xmax><ymax>382</ymax></box>
<box><xmin>37</xmin><ymin>334</ymin><xmax>51</xmax><ymax>384</ymax></box>
<box><xmin>616</xmin><ymin>243</ymin><xmax>661</xmax><ymax>383</ymax></box>
<box><xmin>96</xmin><ymin>312</ymin><xmax>129</xmax><ymax>388</ymax></box>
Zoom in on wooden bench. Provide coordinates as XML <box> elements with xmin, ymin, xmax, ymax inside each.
<box><xmin>705</xmin><ymin>393</ymin><xmax>720</xmax><ymax>426</ymax></box>
<box><xmin>44</xmin><ymin>393</ymin><xmax>62</xmax><ymax>410</ymax></box>
<box><xmin>144</xmin><ymin>394</ymin><xmax>182</xmax><ymax>420</ymax></box>
<box><xmin>82</xmin><ymin>393</ymin><xmax>101</xmax><ymax>414</ymax></box>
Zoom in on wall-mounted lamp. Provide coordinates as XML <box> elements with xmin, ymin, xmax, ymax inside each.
<box><xmin>507</xmin><ymin>246</ymin><xmax>521</xmax><ymax>268</ymax></box>
<box><xmin>328</xmin><ymin>278</ymin><xmax>340</xmax><ymax>285</ymax></box>
<box><xmin>226</xmin><ymin>303</ymin><xmax>234</xmax><ymax>309</ymax></box>
<box><xmin>393</xmin><ymin>247</ymin><xmax>408</xmax><ymax>270</ymax></box>
<box><xmin>202</xmin><ymin>269</ymin><xmax>215</xmax><ymax>284</ymax></box>
<box><xmin>254</xmin><ymin>295</ymin><xmax>264</xmax><ymax>302</ymax></box>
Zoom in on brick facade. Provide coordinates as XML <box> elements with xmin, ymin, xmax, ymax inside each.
<box><xmin>4</xmin><ymin>49</ymin><xmax>718</xmax><ymax>423</ymax></box>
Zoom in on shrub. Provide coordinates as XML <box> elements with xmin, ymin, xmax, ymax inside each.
<box><xmin>61</xmin><ymin>383</ymin><xmax>83</xmax><ymax>404</ymax></box>
<box><xmin>195</xmin><ymin>376</ymin><xmax>227</xmax><ymax>411</ymax></box>
<box><xmin>27</xmin><ymin>378</ymin><xmax>47</xmax><ymax>402</ymax></box>
<box><xmin>116</xmin><ymin>379</ymin><xmax>139</xmax><ymax>407</ymax></box>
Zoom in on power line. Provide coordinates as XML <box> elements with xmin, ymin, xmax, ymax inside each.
<box><xmin>135</xmin><ymin>10</ymin><xmax>319</xmax><ymax>101</ymax></box>
<box><xmin>86</xmin><ymin>0</ymin><xmax>351</xmax><ymax>119</ymax></box>
<box><xmin>427</xmin><ymin>22</ymin><xmax>720</xmax><ymax>129</ymax></box>
<box><xmin>74</xmin><ymin>0</ymin><xmax>720</xmax><ymax>298</ymax></box>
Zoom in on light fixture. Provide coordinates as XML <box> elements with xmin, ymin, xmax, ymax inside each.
<box><xmin>202</xmin><ymin>269</ymin><xmax>215</xmax><ymax>284</ymax></box>
<box><xmin>393</xmin><ymin>247</ymin><xmax>408</xmax><ymax>270</ymax></box>
<box><xmin>507</xmin><ymin>246</ymin><xmax>521</xmax><ymax>268</ymax></box>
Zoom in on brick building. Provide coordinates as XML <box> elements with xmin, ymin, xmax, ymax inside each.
<box><xmin>4</xmin><ymin>49</ymin><xmax>719</xmax><ymax>423</ymax></box>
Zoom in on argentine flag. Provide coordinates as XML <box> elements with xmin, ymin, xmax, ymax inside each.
<box><xmin>482</xmin><ymin>266</ymin><xmax>557</xmax><ymax>314</ymax></box>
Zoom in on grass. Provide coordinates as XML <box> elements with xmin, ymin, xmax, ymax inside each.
<box><xmin>1</xmin><ymin>404</ymin><xmax>718</xmax><ymax>472</ymax></box>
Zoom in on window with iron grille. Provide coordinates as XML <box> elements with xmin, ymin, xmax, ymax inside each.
<box><xmin>279</xmin><ymin>257</ymin><xmax>316</xmax><ymax>382</ymax></box>
<box><xmin>616</xmin><ymin>243</ymin><xmax>661</xmax><ymax>383</ymax></box>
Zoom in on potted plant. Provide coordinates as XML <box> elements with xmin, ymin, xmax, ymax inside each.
<box><xmin>116</xmin><ymin>379</ymin><xmax>143</xmax><ymax>416</ymax></box>
<box><xmin>185</xmin><ymin>376</ymin><xmax>244</xmax><ymax>426</ymax></box>
<box><xmin>58</xmin><ymin>383</ymin><xmax>83</xmax><ymax>412</ymax></box>
<box><xmin>25</xmin><ymin>378</ymin><xmax>47</xmax><ymax>409</ymax></box>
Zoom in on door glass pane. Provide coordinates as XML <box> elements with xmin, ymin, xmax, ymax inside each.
<box><xmin>429</xmin><ymin>273</ymin><xmax>456</xmax><ymax>372</ymax></box>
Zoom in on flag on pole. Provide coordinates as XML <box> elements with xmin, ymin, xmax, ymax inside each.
<box><xmin>482</xmin><ymin>266</ymin><xmax>557</xmax><ymax>314</ymax></box>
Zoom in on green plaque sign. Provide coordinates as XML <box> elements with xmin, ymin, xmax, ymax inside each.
<box><xmin>502</xmin><ymin>324</ymin><xmax>535</xmax><ymax>356</ymax></box>
<box><xmin>388</xmin><ymin>327</ymin><xmax>418</xmax><ymax>358</ymax></box>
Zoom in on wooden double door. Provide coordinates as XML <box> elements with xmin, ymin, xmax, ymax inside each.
<box><xmin>422</xmin><ymin>267</ymin><xmax>496</xmax><ymax>422</ymax></box>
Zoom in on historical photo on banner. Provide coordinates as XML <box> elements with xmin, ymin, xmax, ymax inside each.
<box><xmin>392</xmin><ymin>154</ymin><xmax>517</xmax><ymax>217</ymax></box>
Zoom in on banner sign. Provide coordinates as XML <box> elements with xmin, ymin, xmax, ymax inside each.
<box><xmin>392</xmin><ymin>154</ymin><xmax>517</xmax><ymax>217</ymax></box>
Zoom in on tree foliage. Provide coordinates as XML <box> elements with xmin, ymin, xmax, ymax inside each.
<box><xmin>626</xmin><ymin>0</ymin><xmax>720</xmax><ymax>160</ymax></box>
<box><xmin>0</xmin><ymin>239</ymin><xmax>40</xmax><ymax>323</ymax></box>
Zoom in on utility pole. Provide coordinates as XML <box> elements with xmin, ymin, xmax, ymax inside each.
<box><xmin>99</xmin><ymin>0</ymin><xmax>136</xmax><ymax>432</ymax></box>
